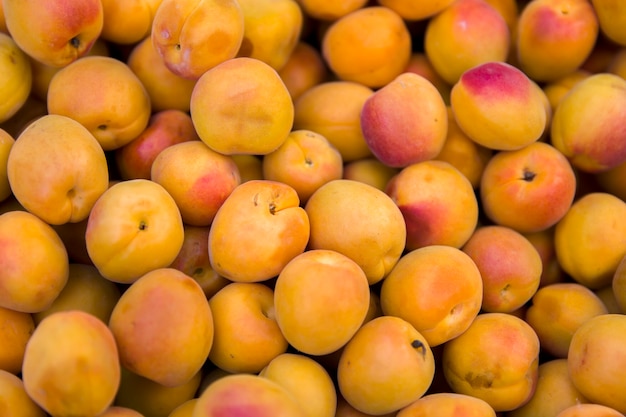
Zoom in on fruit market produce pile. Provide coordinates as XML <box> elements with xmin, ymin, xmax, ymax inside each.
<box><xmin>2</xmin><ymin>0</ymin><xmax>626</xmax><ymax>416</ymax></box>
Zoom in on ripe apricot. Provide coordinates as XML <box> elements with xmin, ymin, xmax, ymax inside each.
<box><xmin>321</xmin><ymin>6</ymin><xmax>412</xmax><ymax>88</ymax></box>
<box><xmin>190</xmin><ymin>57</ymin><xmax>293</xmax><ymax>156</ymax></box>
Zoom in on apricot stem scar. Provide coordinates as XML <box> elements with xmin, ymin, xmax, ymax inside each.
<box><xmin>70</xmin><ymin>37</ymin><xmax>80</xmax><ymax>48</ymax></box>
<box><xmin>269</xmin><ymin>202</ymin><xmax>276</xmax><ymax>214</ymax></box>
<box><xmin>412</xmin><ymin>339</ymin><xmax>427</xmax><ymax>358</ymax></box>
<box><xmin>138</xmin><ymin>221</ymin><xmax>147</xmax><ymax>231</ymax></box>
<box><xmin>522</xmin><ymin>169</ymin><xmax>536</xmax><ymax>182</ymax></box>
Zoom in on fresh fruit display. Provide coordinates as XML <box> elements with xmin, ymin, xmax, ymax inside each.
<box><xmin>2</xmin><ymin>1</ymin><xmax>626</xmax><ymax>416</ymax></box>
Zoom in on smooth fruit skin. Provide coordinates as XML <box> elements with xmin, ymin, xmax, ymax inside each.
<box><xmin>442</xmin><ymin>313</ymin><xmax>540</xmax><ymax>412</ymax></box>
<box><xmin>0</xmin><ymin>369</ymin><xmax>47</xmax><ymax>417</ymax></box>
<box><xmin>259</xmin><ymin>353</ymin><xmax>337</xmax><ymax>417</ymax></box>
<box><xmin>450</xmin><ymin>61</ymin><xmax>548</xmax><ymax>151</ymax></box>
<box><xmin>525</xmin><ymin>283</ymin><xmax>608</xmax><ymax>358</ymax></box>
<box><xmin>0</xmin><ymin>210</ymin><xmax>69</xmax><ymax>313</ymax></box>
<box><xmin>385</xmin><ymin>160</ymin><xmax>479</xmax><ymax>251</ymax></box>
<box><xmin>6</xmin><ymin>114</ymin><xmax>109</xmax><ymax>225</ymax></box>
<box><xmin>99</xmin><ymin>0</ymin><xmax>162</xmax><ymax>45</ymax></box>
<box><xmin>22</xmin><ymin>311</ymin><xmax>121</xmax><ymax>417</ymax></box>
<box><xmin>0</xmin><ymin>33</ymin><xmax>31</xmax><ymax>124</ymax></box>
<box><xmin>190</xmin><ymin>57</ymin><xmax>294</xmax><ymax>156</ymax></box>
<box><xmin>380</xmin><ymin>245</ymin><xmax>483</xmax><ymax>347</ymax></box>
<box><xmin>85</xmin><ymin>179</ymin><xmax>185</xmax><ymax>284</ymax></box>
<box><xmin>0</xmin><ymin>128</ymin><xmax>15</xmax><ymax>202</ymax></box>
<box><xmin>567</xmin><ymin>314</ymin><xmax>626</xmax><ymax>414</ymax></box>
<box><xmin>47</xmin><ymin>56</ymin><xmax>152</xmax><ymax>151</ymax></box>
<box><xmin>516</xmin><ymin>0</ymin><xmax>599</xmax><ymax>82</ymax></box>
<box><xmin>273</xmin><ymin>249</ymin><xmax>371</xmax><ymax>356</ymax></box>
<box><xmin>554</xmin><ymin>192</ymin><xmax>626</xmax><ymax>289</ymax></box>
<box><xmin>360</xmin><ymin>72</ymin><xmax>448</xmax><ymax>168</ymax></box>
<box><xmin>507</xmin><ymin>359</ymin><xmax>588</xmax><ymax>417</ymax></box>
<box><xmin>0</xmin><ymin>306</ymin><xmax>34</xmax><ymax>375</ymax></box>
<box><xmin>550</xmin><ymin>73</ymin><xmax>626</xmax><ymax>173</ymax></box>
<box><xmin>208</xmin><ymin>180</ymin><xmax>310</xmax><ymax>283</ymax></box>
<box><xmin>208</xmin><ymin>282</ymin><xmax>288</xmax><ymax>374</ymax></box>
<box><xmin>109</xmin><ymin>268</ymin><xmax>214</xmax><ymax>387</ymax></box>
<box><xmin>591</xmin><ymin>0</ymin><xmax>626</xmax><ymax>46</ymax></box>
<box><xmin>305</xmin><ymin>179</ymin><xmax>406</xmax><ymax>285</ymax></box>
<box><xmin>192</xmin><ymin>374</ymin><xmax>307</xmax><ymax>417</ymax></box>
<box><xmin>424</xmin><ymin>0</ymin><xmax>511</xmax><ymax>85</ymax></box>
<box><xmin>321</xmin><ymin>6</ymin><xmax>412</xmax><ymax>88</ymax></box>
<box><xmin>3</xmin><ymin>0</ymin><xmax>103</xmax><ymax>68</ymax></box>
<box><xmin>396</xmin><ymin>392</ymin><xmax>496</xmax><ymax>417</ymax></box>
<box><xmin>151</xmin><ymin>0</ymin><xmax>244</xmax><ymax>80</ymax></box>
<box><xmin>480</xmin><ymin>141</ymin><xmax>577</xmax><ymax>234</ymax></box>
<box><xmin>337</xmin><ymin>316</ymin><xmax>435</xmax><ymax>415</ymax></box>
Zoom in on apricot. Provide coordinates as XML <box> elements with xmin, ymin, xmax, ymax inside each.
<box><xmin>98</xmin><ymin>406</ymin><xmax>146</xmax><ymax>417</ymax></box>
<box><xmin>526</xmin><ymin>283</ymin><xmax>608</xmax><ymax>358</ymax></box>
<box><xmin>208</xmin><ymin>282</ymin><xmax>287</xmax><ymax>374</ymax></box>
<box><xmin>262</xmin><ymin>129</ymin><xmax>343</xmax><ymax>203</ymax></box>
<box><xmin>0</xmin><ymin>32</ymin><xmax>32</xmax><ymax>125</ymax></box>
<box><xmin>360</xmin><ymin>72</ymin><xmax>448</xmax><ymax>168</ymax></box>
<box><xmin>550</xmin><ymin>73</ymin><xmax>626</xmax><ymax>173</ymax></box>
<box><xmin>591</xmin><ymin>0</ymin><xmax>626</xmax><ymax>46</ymax></box>
<box><xmin>380</xmin><ymin>245</ymin><xmax>483</xmax><ymax>347</ymax></box>
<box><xmin>126</xmin><ymin>35</ymin><xmax>197</xmax><ymax>113</ymax></box>
<box><xmin>556</xmin><ymin>403</ymin><xmax>624</xmax><ymax>417</ymax></box>
<box><xmin>22</xmin><ymin>311</ymin><xmax>120</xmax><ymax>417</ymax></box>
<box><xmin>554</xmin><ymin>192</ymin><xmax>626</xmax><ymax>289</ymax></box>
<box><xmin>0</xmin><ymin>128</ymin><xmax>14</xmax><ymax>202</ymax></box>
<box><xmin>396</xmin><ymin>392</ymin><xmax>496</xmax><ymax>417</ymax></box>
<box><xmin>151</xmin><ymin>141</ymin><xmax>241</xmax><ymax>227</ymax></box>
<box><xmin>116</xmin><ymin>367</ymin><xmax>202</xmax><ymax>417</ymax></box>
<box><xmin>0</xmin><ymin>210</ymin><xmax>69</xmax><ymax>313</ymax></box>
<box><xmin>3</xmin><ymin>0</ymin><xmax>103</xmax><ymax>68</ymax></box>
<box><xmin>516</xmin><ymin>0</ymin><xmax>599</xmax><ymax>82</ymax></box>
<box><xmin>99</xmin><ymin>0</ymin><xmax>161</xmax><ymax>45</ymax></box>
<box><xmin>507</xmin><ymin>359</ymin><xmax>587</xmax><ymax>417</ymax></box>
<box><xmin>480</xmin><ymin>141</ymin><xmax>577</xmax><ymax>233</ymax></box>
<box><xmin>462</xmin><ymin>225</ymin><xmax>542</xmax><ymax>313</ymax></box>
<box><xmin>115</xmin><ymin>109</ymin><xmax>200</xmax><ymax>181</ymax></box>
<box><xmin>293</xmin><ymin>81</ymin><xmax>373</xmax><ymax>162</ymax></box>
<box><xmin>259</xmin><ymin>353</ymin><xmax>337</xmax><ymax>417</ymax></box>
<box><xmin>612</xmin><ymin>255</ymin><xmax>626</xmax><ymax>312</ymax></box>
<box><xmin>542</xmin><ymin>70</ymin><xmax>591</xmax><ymax>114</ymax></box>
<box><xmin>379</xmin><ymin>0</ymin><xmax>455</xmax><ymax>21</ymax></box>
<box><xmin>169</xmin><ymin>399</ymin><xmax>197</xmax><ymax>417</ymax></box>
<box><xmin>0</xmin><ymin>306</ymin><xmax>33</xmax><ymax>375</ymax></box>
<box><xmin>425</xmin><ymin>0</ymin><xmax>510</xmax><ymax>85</ymax></box>
<box><xmin>32</xmin><ymin>263</ymin><xmax>121</xmax><ymax>325</ymax></box>
<box><xmin>342</xmin><ymin>158</ymin><xmax>399</xmax><ymax>191</ymax></box>
<box><xmin>151</xmin><ymin>0</ymin><xmax>244</xmax><ymax>80</ymax></box>
<box><xmin>305</xmin><ymin>179</ymin><xmax>406</xmax><ymax>285</ymax></box>
<box><xmin>274</xmin><ymin>249</ymin><xmax>370</xmax><ymax>355</ymax></box>
<box><xmin>109</xmin><ymin>268</ymin><xmax>214</xmax><ymax>387</ymax></box>
<box><xmin>404</xmin><ymin>52</ymin><xmax>452</xmax><ymax>104</ymax></box>
<box><xmin>47</xmin><ymin>56</ymin><xmax>151</xmax><ymax>151</ymax></box>
<box><xmin>85</xmin><ymin>179</ymin><xmax>185</xmax><ymax>284</ymax></box>
<box><xmin>0</xmin><ymin>370</ymin><xmax>46</xmax><ymax>417</ymax></box>
<box><xmin>193</xmin><ymin>373</ymin><xmax>306</xmax><ymax>417</ymax></box>
<box><xmin>208</xmin><ymin>180</ymin><xmax>309</xmax><ymax>283</ymax></box>
<box><xmin>190</xmin><ymin>57</ymin><xmax>293</xmax><ymax>156</ymax></box>
<box><xmin>236</xmin><ymin>0</ymin><xmax>302</xmax><ymax>71</ymax></box>
<box><xmin>321</xmin><ymin>6</ymin><xmax>412</xmax><ymax>88</ymax></box>
<box><xmin>596</xmin><ymin>159</ymin><xmax>626</xmax><ymax>201</ymax></box>
<box><xmin>450</xmin><ymin>61</ymin><xmax>548</xmax><ymax>151</ymax></box>
<box><xmin>296</xmin><ymin>0</ymin><xmax>367</xmax><ymax>20</ymax></box>
<box><xmin>169</xmin><ymin>225</ymin><xmax>230</xmax><ymax>299</ymax></box>
<box><xmin>277</xmin><ymin>41</ymin><xmax>329</xmax><ymax>101</ymax></box>
<box><xmin>568</xmin><ymin>314</ymin><xmax>626</xmax><ymax>413</ymax></box>
<box><xmin>442</xmin><ymin>312</ymin><xmax>540</xmax><ymax>412</ymax></box>
<box><xmin>337</xmin><ymin>316</ymin><xmax>435</xmax><ymax>415</ymax></box>
<box><xmin>385</xmin><ymin>160</ymin><xmax>478</xmax><ymax>251</ymax></box>
<box><xmin>7</xmin><ymin>114</ymin><xmax>109</xmax><ymax>225</ymax></box>
<box><xmin>434</xmin><ymin>107</ymin><xmax>492</xmax><ymax>189</ymax></box>
<box><xmin>524</xmin><ymin>227</ymin><xmax>566</xmax><ymax>287</ymax></box>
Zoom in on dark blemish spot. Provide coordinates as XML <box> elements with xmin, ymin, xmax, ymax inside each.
<box><xmin>412</xmin><ymin>339</ymin><xmax>427</xmax><ymax>359</ymax></box>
